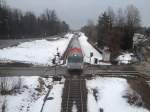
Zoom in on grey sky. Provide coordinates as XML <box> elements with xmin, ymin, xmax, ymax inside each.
<box><xmin>5</xmin><ymin>0</ymin><xmax>150</xmax><ymax>30</ymax></box>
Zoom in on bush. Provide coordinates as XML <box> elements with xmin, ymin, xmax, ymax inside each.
<box><xmin>0</xmin><ymin>77</ymin><xmax>22</xmax><ymax>95</ymax></box>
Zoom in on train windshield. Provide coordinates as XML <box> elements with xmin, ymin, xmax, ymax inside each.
<box><xmin>68</xmin><ymin>56</ymin><xmax>83</xmax><ymax>63</ymax></box>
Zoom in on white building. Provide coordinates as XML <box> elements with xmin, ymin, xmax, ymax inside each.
<box><xmin>102</xmin><ymin>47</ymin><xmax>110</xmax><ymax>62</ymax></box>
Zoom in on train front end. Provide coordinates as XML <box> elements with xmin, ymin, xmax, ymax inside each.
<box><xmin>67</xmin><ymin>54</ymin><xmax>84</xmax><ymax>70</ymax></box>
<box><xmin>66</xmin><ymin>35</ymin><xmax>84</xmax><ymax>72</ymax></box>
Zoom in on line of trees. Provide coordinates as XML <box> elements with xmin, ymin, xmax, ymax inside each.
<box><xmin>0</xmin><ymin>0</ymin><xmax>69</xmax><ymax>39</ymax></box>
<box><xmin>81</xmin><ymin>5</ymin><xmax>142</xmax><ymax>59</ymax></box>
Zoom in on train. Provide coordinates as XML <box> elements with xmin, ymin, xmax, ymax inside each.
<box><xmin>67</xmin><ymin>36</ymin><xmax>84</xmax><ymax>71</ymax></box>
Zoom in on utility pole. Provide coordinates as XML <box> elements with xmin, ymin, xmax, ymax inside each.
<box><xmin>52</xmin><ymin>48</ymin><xmax>60</xmax><ymax>76</ymax></box>
<box><xmin>52</xmin><ymin>57</ymin><xmax>56</xmax><ymax>76</ymax></box>
<box><xmin>90</xmin><ymin>52</ymin><xmax>93</xmax><ymax>75</ymax></box>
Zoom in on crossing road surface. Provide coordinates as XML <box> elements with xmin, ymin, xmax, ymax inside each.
<box><xmin>0</xmin><ymin>65</ymin><xmax>150</xmax><ymax>80</ymax></box>
<box><xmin>0</xmin><ymin>66</ymin><xmax>66</xmax><ymax>77</ymax></box>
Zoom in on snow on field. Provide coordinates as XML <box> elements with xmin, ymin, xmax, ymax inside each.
<box><xmin>0</xmin><ymin>76</ymin><xmax>65</xmax><ymax>112</ymax></box>
<box><xmin>117</xmin><ymin>52</ymin><xmax>134</xmax><ymax>64</ymax></box>
<box><xmin>78</xmin><ymin>33</ymin><xmax>103</xmax><ymax>64</ymax></box>
<box><xmin>0</xmin><ymin>76</ymin><xmax>39</xmax><ymax>112</ymax></box>
<box><xmin>86</xmin><ymin>77</ymin><xmax>149</xmax><ymax>112</ymax></box>
<box><xmin>0</xmin><ymin>32</ymin><xmax>108</xmax><ymax>65</ymax></box>
<box><xmin>0</xmin><ymin>33</ymin><xmax>73</xmax><ymax>66</ymax></box>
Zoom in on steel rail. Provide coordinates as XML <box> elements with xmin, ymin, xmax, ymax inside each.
<box><xmin>80</xmin><ymin>79</ymin><xmax>84</xmax><ymax>112</ymax></box>
<box><xmin>66</xmin><ymin>79</ymin><xmax>71</xmax><ymax>112</ymax></box>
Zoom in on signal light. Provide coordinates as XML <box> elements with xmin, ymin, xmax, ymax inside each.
<box><xmin>52</xmin><ymin>58</ymin><xmax>56</xmax><ymax>64</ymax></box>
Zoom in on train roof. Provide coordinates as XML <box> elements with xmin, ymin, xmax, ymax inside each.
<box><xmin>68</xmin><ymin>48</ymin><xmax>83</xmax><ymax>57</ymax></box>
<box><xmin>69</xmin><ymin>48</ymin><xmax>82</xmax><ymax>53</ymax></box>
<box><xmin>69</xmin><ymin>38</ymin><xmax>81</xmax><ymax>48</ymax></box>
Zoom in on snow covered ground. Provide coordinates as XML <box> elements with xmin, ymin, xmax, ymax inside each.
<box><xmin>0</xmin><ymin>33</ymin><xmax>73</xmax><ymax>66</ymax></box>
<box><xmin>42</xmin><ymin>83</ymin><xmax>64</xmax><ymax>112</ymax></box>
<box><xmin>0</xmin><ymin>32</ymin><xmax>141</xmax><ymax>65</ymax></box>
<box><xmin>0</xmin><ymin>32</ymin><xmax>110</xmax><ymax>65</ymax></box>
<box><xmin>0</xmin><ymin>76</ymin><xmax>65</xmax><ymax>112</ymax></box>
<box><xmin>86</xmin><ymin>77</ymin><xmax>149</xmax><ymax>112</ymax></box>
<box><xmin>78</xmin><ymin>33</ymin><xmax>110</xmax><ymax>65</ymax></box>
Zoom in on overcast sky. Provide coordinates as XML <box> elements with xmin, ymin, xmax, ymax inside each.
<box><xmin>5</xmin><ymin>0</ymin><xmax>150</xmax><ymax>30</ymax></box>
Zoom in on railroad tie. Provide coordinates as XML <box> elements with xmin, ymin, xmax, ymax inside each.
<box><xmin>61</xmin><ymin>78</ymin><xmax>87</xmax><ymax>112</ymax></box>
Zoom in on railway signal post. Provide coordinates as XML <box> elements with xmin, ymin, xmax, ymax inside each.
<box><xmin>90</xmin><ymin>52</ymin><xmax>93</xmax><ymax>75</ymax></box>
<box><xmin>52</xmin><ymin>57</ymin><xmax>56</xmax><ymax>76</ymax></box>
<box><xmin>52</xmin><ymin>48</ymin><xmax>61</xmax><ymax>76</ymax></box>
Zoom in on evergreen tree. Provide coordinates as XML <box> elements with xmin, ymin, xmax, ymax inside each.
<box><xmin>0</xmin><ymin>2</ymin><xmax>69</xmax><ymax>39</ymax></box>
<box><xmin>97</xmin><ymin>12</ymin><xmax>112</xmax><ymax>47</ymax></box>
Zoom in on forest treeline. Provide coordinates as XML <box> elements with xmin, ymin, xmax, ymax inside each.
<box><xmin>0</xmin><ymin>1</ymin><xmax>69</xmax><ymax>39</ymax></box>
<box><xmin>81</xmin><ymin>5</ymin><xmax>150</xmax><ymax>59</ymax></box>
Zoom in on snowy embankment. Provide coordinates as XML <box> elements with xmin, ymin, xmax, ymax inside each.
<box><xmin>0</xmin><ymin>33</ymin><xmax>73</xmax><ymax>66</ymax></box>
<box><xmin>147</xmin><ymin>81</ymin><xmax>150</xmax><ymax>86</ymax></box>
<box><xmin>42</xmin><ymin>83</ymin><xmax>64</xmax><ymax>112</ymax></box>
<box><xmin>78</xmin><ymin>33</ymin><xmax>102</xmax><ymax>64</ymax></box>
<box><xmin>0</xmin><ymin>76</ymin><xmax>65</xmax><ymax>112</ymax></box>
<box><xmin>86</xmin><ymin>77</ymin><xmax>149</xmax><ymax>112</ymax></box>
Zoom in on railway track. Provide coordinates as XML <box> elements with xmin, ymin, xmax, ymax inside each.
<box><xmin>82</xmin><ymin>69</ymin><xmax>150</xmax><ymax>80</ymax></box>
<box><xmin>95</xmin><ymin>71</ymin><xmax>150</xmax><ymax>80</ymax></box>
<box><xmin>61</xmin><ymin>77</ymin><xmax>87</xmax><ymax>112</ymax></box>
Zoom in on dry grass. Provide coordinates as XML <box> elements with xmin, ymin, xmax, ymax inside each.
<box><xmin>0</xmin><ymin>77</ymin><xmax>22</xmax><ymax>95</ymax></box>
<box><xmin>127</xmin><ymin>78</ymin><xmax>150</xmax><ymax>110</ymax></box>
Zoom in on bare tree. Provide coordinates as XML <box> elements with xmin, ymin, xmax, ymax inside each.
<box><xmin>0</xmin><ymin>2</ymin><xmax>69</xmax><ymax>39</ymax></box>
<box><xmin>81</xmin><ymin>20</ymin><xmax>97</xmax><ymax>42</ymax></box>
<box><xmin>126</xmin><ymin>5</ymin><xmax>141</xmax><ymax>28</ymax></box>
<box><xmin>116</xmin><ymin>8</ymin><xmax>126</xmax><ymax>28</ymax></box>
<box><xmin>123</xmin><ymin>5</ymin><xmax>141</xmax><ymax>49</ymax></box>
<box><xmin>87</xmin><ymin>20</ymin><xmax>97</xmax><ymax>41</ymax></box>
<box><xmin>107</xmin><ymin>6</ymin><xmax>115</xmax><ymax>27</ymax></box>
